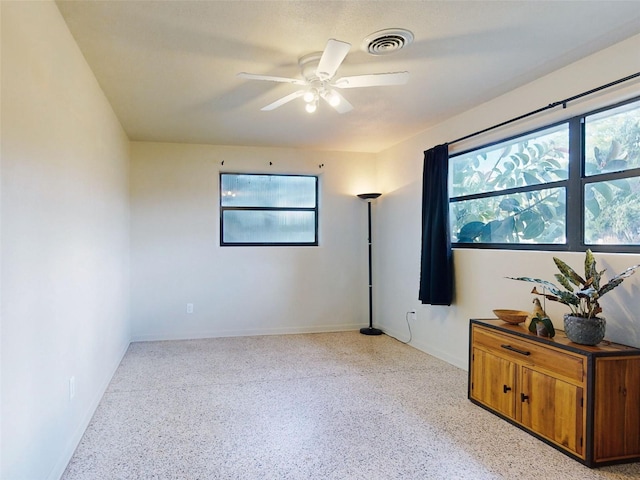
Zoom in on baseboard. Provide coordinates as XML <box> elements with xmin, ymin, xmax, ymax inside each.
<box><xmin>47</xmin><ymin>339</ymin><xmax>131</xmax><ymax>480</ymax></box>
<box><xmin>381</xmin><ymin>324</ymin><xmax>468</xmax><ymax>371</ymax></box>
<box><xmin>131</xmin><ymin>323</ymin><xmax>365</xmax><ymax>343</ymax></box>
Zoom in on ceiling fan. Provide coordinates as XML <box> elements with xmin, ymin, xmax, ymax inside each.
<box><xmin>237</xmin><ymin>39</ymin><xmax>409</xmax><ymax>114</ymax></box>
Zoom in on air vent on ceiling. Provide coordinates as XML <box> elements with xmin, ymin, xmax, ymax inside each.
<box><xmin>362</xmin><ymin>28</ymin><xmax>414</xmax><ymax>55</ymax></box>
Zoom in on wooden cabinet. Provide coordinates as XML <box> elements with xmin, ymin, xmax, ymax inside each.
<box><xmin>469</xmin><ymin>319</ymin><xmax>640</xmax><ymax>467</ymax></box>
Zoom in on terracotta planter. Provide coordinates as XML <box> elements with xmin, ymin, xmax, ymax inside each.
<box><xmin>563</xmin><ymin>314</ymin><xmax>606</xmax><ymax>346</ymax></box>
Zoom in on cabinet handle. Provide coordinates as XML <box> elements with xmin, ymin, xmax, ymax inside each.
<box><xmin>501</xmin><ymin>344</ymin><xmax>531</xmax><ymax>356</ymax></box>
<box><xmin>503</xmin><ymin>385</ymin><xmax>512</xmax><ymax>393</ymax></box>
<box><xmin>521</xmin><ymin>393</ymin><xmax>529</xmax><ymax>403</ymax></box>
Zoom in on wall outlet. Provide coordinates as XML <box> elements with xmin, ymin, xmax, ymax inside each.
<box><xmin>408</xmin><ymin>310</ymin><xmax>417</xmax><ymax>322</ymax></box>
<box><xmin>186</xmin><ymin>303</ymin><xmax>194</xmax><ymax>314</ymax></box>
<box><xmin>69</xmin><ymin>376</ymin><xmax>76</xmax><ymax>401</ymax></box>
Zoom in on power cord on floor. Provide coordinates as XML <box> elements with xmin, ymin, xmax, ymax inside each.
<box><xmin>385</xmin><ymin>311</ymin><xmax>413</xmax><ymax>345</ymax></box>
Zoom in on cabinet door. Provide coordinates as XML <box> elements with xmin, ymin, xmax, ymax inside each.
<box><xmin>520</xmin><ymin>367</ymin><xmax>583</xmax><ymax>456</ymax></box>
<box><xmin>594</xmin><ymin>357</ymin><xmax>640</xmax><ymax>462</ymax></box>
<box><xmin>471</xmin><ymin>347</ymin><xmax>516</xmax><ymax>418</ymax></box>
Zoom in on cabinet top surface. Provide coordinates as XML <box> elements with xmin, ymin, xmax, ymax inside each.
<box><xmin>471</xmin><ymin>319</ymin><xmax>640</xmax><ymax>355</ymax></box>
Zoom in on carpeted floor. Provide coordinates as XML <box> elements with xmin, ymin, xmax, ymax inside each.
<box><xmin>62</xmin><ymin>332</ymin><xmax>640</xmax><ymax>479</ymax></box>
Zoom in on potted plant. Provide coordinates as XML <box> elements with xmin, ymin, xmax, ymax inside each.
<box><xmin>508</xmin><ymin>249</ymin><xmax>640</xmax><ymax>345</ymax></box>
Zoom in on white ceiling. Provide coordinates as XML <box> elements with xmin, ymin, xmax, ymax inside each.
<box><xmin>56</xmin><ymin>1</ymin><xmax>640</xmax><ymax>153</ymax></box>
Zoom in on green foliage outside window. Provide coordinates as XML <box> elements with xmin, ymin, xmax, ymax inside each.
<box><xmin>584</xmin><ymin>100</ymin><xmax>640</xmax><ymax>245</ymax></box>
<box><xmin>450</xmin><ymin>126</ymin><xmax>568</xmax><ymax>244</ymax></box>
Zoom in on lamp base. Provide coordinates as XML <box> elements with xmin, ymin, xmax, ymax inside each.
<box><xmin>360</xmin><ymin>326</ymin><xmax>383</xmax><ymax>336</ymax></box>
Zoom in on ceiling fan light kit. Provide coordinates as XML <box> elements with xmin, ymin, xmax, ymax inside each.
<box><xmin>237</xmin><ymin>36</ymin><xmax>410</xmax><ymax>114</ymax></box>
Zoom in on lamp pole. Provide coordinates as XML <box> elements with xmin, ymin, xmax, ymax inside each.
<box><xmin>357</xmin><ymin>193</ymin><xmax>382</xmax><ymax>335</ymax></box>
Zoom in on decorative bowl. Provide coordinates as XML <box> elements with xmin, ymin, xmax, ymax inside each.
<box><xmin>493</xmin><ymin>309</ymin><xmax>529</xmax><ymax>324</ymax></box>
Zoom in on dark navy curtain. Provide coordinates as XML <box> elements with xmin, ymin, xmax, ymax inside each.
<box><xmin>419</xmin><ymin>144</ymin><xmax>453</xmax><ymax>305</ymax></box>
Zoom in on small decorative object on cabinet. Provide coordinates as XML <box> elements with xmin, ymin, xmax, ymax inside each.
<box><xmin>528</xmin><ymin>313</ymin><xmax>555</xmax><ymax>338</ymax></box>
<box><xmin>492</xmin><ymin>309</ymin><xmax>528</xmax><ymax>324</ymax></box>
<box><xmin>507</xmin><ymin>249</ymin><xmax>640</xmax><ymax>345</ymax></box>
<box><xmin>469</xmin><ymin>319</ymin><xmax>640</xmax><ymax>467</ymax></box>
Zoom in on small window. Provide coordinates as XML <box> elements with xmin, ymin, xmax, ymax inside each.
<box><xmin>220</xmin><ymin>173</ymin><xmax>318</xmax><ymax>246</ymax></box>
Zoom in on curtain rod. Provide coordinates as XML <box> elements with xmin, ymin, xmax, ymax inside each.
<box><xmin>448</xmin><ymin>71</ymin><xmax>640</xmax><ymax>146</ymax></box>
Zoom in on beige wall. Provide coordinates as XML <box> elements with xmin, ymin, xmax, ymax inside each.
<box><xmin>374</xmin><ymin>33</ymin><xmax>640</xmax><ymax>368</ymax></box>
<box><xmin>130</xmin><ymin>142</ymin><xmax>376</xmax><ymax>340</ymax></box>
<box><xmin>1</xmin><ymin>2</ymin><xmax>130</xmax><ymax>479</ymax></box>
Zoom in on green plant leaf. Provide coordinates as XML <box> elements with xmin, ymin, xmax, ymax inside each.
<box><xmin>598</xmin><ymin>263</ymin><xmax>640</xmax><ymax>297</ymax></box>
<box><xmin>506</xmin><ymin>277</ymin><xmax>571</xmax><ymax>301</ymax></box>
<box><xmin>610</xmin><ymin>178</ymin><xmax>631</xmax><ymax>192</ymax></box>
<box><xmin>534</xmin><ymin>143</ymin><xmax>545</xmax><ymax>158</ymax></box>
<box><xmin>545</xmin><ymin>158</ymin><xmax>562</xmax><ymax>169</ymax></box>
<box><xmin>592</xmin><ymin>182</ymin><xmax>613</xmax><ymax>202</ymax></box>
<box><xmin>482</xmin><ymin>217</ymin><xmax>516</xmax><ymax>242</ymax></box>
<box><xmin>554</xmin><ymin>273</ymin><xmax>574</xmax><ymax>292</ymax></box>
<box><xmin>585</xmin><ymin>197</ymin><xmax>601</xmax><ymax>219</ymax></box>
<box><xmin>584</xmin><ymin>249</ymin><xmax>597</xmax><ymax>288</ymax></box>
<box><xmin>553</xmin><ymin>256</ymin><xmax>586</xmax><ymax>287</ymax></box>
<box><xmin>522</xmin><ymin>216</ymin><xmax>544</xmax><ymax>239</ymax></box>
<box><xmin>537</xmin><ymin>203</ymin><xmax>555</xmax><ymax>221</ymax></box>
<box><xmin>597</xmin><ymin>279</ymin><xmax>622</xmax><ymax>297</ymax></box>
<box><xmin>499</xmin><ymin>198</ymin><xmax>520</xmax><ymax>212</ymax></box>
<box><xmin>602</xmin><ymin>159</ymin><xmax>628</xmax><ymax>173</ymax></box>
<box><xmin>523</xmin><ymin>172</ymin><xmax>539</xmax><ymax>186</ymax></box>
<box><xmin>458</xmin><ymin>221</ymin><xmax>485</xmax><ymax>242</ymax></box>
<box><xmin>606</xmin><ymin>140</ymin><xmax>622</xmax><ymax>162</ymax></box>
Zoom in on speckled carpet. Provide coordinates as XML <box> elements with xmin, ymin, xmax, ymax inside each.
<box><xmin>62</xmin><ymin>332</ymin><xmax>640</xmax><ymax>479</ymax></box>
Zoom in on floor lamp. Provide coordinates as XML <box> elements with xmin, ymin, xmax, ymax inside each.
<box><xmin>357</xmin><ymin>193</ymin><xmax>382</xmax><ymax>336</ymax></box>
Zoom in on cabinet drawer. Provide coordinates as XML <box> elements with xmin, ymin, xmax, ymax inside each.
<box><xmin>473</xmin><ymin>326</ymin><xmax>584</xmax><ymax>383</ymax></box>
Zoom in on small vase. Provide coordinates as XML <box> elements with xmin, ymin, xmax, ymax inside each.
<box><xmin>563</xmin><ymin>314</ymin><xmax>606</xmax><ymax>346</ymax></box>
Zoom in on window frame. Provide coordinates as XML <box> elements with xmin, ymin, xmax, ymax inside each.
<box><xmin>219</xmin><ymin>172</ymin><xmax>319</xmax><ymax>247</ymax></box>
<box><xmin>449</xmin><ymin>96</ymin><xmax>640</xmax><ymax>254</ymax></box>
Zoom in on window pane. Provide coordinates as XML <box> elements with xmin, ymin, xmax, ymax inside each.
<box><xmin>585</xmin><ymin>99</ymin><xmax>640</xmax><ymax>176</ymax></box>
<box><xmin>221</xmin><ymin>174</ymin><xmax>316</xmax><ymax>207</ymax></box>
<box><xmin>450</xmin><ymin>187</ymin><xmax>566</xmax><ymax>244</ymax></box>
<box><xmin>449</xmin><ymin>124</ymin><xmax>569</xmax><ymax>197</ymax></box>
<box><xmin>222</xmin><ymin>210</ymin><xmax>316</xmax><ymax>244</ymax></box>
<box><xmin>584</xmin><ymin>176</ymin><xmax>640</xmax><ymax>245</ymax></box>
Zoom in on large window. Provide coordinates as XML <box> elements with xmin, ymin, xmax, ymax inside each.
<box><xmin>449</xmin><ymin>97</ymin><xmax>640</xmax><ymax>252</ymax></box>
<box><xmin>220</xmin><ymin>173</ymin><xmax>318</xmax><ymax>246</ymax></box>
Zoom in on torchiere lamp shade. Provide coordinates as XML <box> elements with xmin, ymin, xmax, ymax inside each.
<box><xmin>357</xmin><ymin>193</ymin><xmax>382</xmax><ymax>200</ymax></box>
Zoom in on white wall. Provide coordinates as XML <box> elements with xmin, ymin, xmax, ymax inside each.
<box><xmin>1</xmin><ymin>3</ymin><xmax>638</xmax><ymax>477</ymax></box>
<box><xmin>374</xmin><ymin>34</ymin><xmax>640</xmax><ymax>369</ymax></box>
<box><xmin>1</xmin><ymin>2</ymin><xmax>130</xmax><ymax>479</ymax></box>
<box><xmin>130</xmin><ymin>142</ymin><xmax>375</xmax><ymax>341</ymax></box>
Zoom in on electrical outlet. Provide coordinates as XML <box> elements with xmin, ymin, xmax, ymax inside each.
<box><xmin>408</xmin><ymin>310</ymin><xmax>417</xmax><ymax>321</ymax></box>
<box><xmin>186</xmin><ymin>303</ymin><xmax>194</xmax><ymax>314</ymax></box>
<box><xmin>69</xmin><ymin>376</ymin><xmax>76</xmax><ymax>401</ymax></box>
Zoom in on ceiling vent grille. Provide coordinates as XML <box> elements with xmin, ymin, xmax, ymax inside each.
<box><xmin>362</xmin><ymin>29</ymin><xmax>414</xmax><ymax>55</ymax></box>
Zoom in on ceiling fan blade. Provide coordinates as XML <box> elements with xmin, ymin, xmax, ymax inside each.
<box><xmin>320</xmin><ymin>90</ymin><xmax>353</xmax><ymax>114</ymax></box>
<box><xmin>238</xmin><ymin>72</ymin><xmax>307</xmax><ymax>86</ymax></box>
<box><xmin>261</xmin><ymin>90</ymin><xmax>306</xmax><ymax>111</ymax></box>
<box><xmin>333</xmin><ymin>72</ymin><xmax>409</xmax><ymax>88</ymax></box>
<box><xmin>316</xmin><ymin>39</ymin><xmax>351</xmax><ymax>81</ymax></box>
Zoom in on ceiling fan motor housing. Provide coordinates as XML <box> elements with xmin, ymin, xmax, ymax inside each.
<box><xmin>298</xmin><ymin>52</ymin><xmax>324</xmax><ymax>81</ymax></box>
